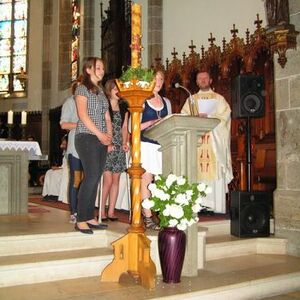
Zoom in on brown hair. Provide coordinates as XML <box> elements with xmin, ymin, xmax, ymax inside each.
<box><xmin>104</xmin><ymin>79</ymin><xmax>116</xmax><ymax>100</ymax></box>
<box><xmin>81</xmin><ymin>57</ymin><xmax>104</xmax><ymax>93</ymax></box>
<box><xmin>71</xmin><ymin>75</ymin><xmax>83</xmax><ymax>95</ymax></box>
<box><xmin>104</xmin><ymin>78</ymin><xmax>128</xmax><ymax>126</ymax></box>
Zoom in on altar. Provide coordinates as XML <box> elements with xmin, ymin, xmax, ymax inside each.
<box><xmin>0</xmin><ymin>140</ymin><xmax>43</xmax><ymax>159</ymax></box>
<box><xmin>0</xmin><ymin>140</ymin><xmax>44</xmax><ymax>215</ymax></box>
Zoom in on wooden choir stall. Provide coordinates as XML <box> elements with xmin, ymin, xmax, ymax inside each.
<box><xmin>152</xmin><ymin>15</ymin><xmax>279</xmax><ymax>199</ymax></box>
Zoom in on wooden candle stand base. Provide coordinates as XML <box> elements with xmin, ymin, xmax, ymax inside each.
<box><xmin>100</xmin><ymin>80</ymin><xmax>156</xmax><ymax>289</ymax></box>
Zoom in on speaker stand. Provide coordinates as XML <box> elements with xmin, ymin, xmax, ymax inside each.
<box><xmin>246</xmin><ymin>116</ymin><xmax>252</xmax><ymax>192</ymax></box>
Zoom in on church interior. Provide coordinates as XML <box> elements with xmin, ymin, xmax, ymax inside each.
<box><xmin>0</xmin><ymin>0</ymin><xmax>300</xmax><ymax>299</ymax></box>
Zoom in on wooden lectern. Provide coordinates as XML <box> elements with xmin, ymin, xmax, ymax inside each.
<box><xmin>144</xmin><ymin>114</ymin><xmax>219</xmax><ymax>276</ymax></box>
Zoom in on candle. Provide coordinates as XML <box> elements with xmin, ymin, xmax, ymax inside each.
<box><xmin>131</xmin><ymin>3</ymin><xmax>142</xmax><ymax>68</ymax></box>
<box><xmin>7</xmin><ymin>110</ymin><xmax>13</xmax><ymax>124</ymax></box>
<box><xmin>21</xmin><ymin>111</ymin><xmax>27</xmax><ymax>125</ymax></box>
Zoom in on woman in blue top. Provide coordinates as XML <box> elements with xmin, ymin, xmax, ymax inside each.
<box><xmin>74</xmin><ymin>57</ymin><xmax>112</xmax><ymax>234</ymax></box>
<box><xmin>140</xmin><ymin>70</ymin><xmax>172</xmax><ymax>229</ymax></box>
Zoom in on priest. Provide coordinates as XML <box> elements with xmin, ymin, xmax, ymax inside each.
<box><xmin>181</xmin><ymin>70</ymin><xmax>233</xmax><ymax>213</ymax></box>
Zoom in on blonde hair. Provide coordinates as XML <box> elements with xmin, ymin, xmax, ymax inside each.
<box><xmin>155</xmin><ymin>70</ymin><xmax>165</xmax><ymax>80</ymax></box>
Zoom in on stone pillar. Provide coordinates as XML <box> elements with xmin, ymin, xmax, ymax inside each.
<box><xmin>81</xmin><ymin>1</ymin><xmax>95</xmax><ymax>58</ymax></box>
<box><xmin>274</xmin><ymin>0</ymin><xmax>300</xmax><ymax>257</ymax></box>
<box><xmin>41</xmin><ymin>0</ymin><xmax>53</xmax><ymax>153</ymax></box>
<box><xmin>58</xmin><ymin>0</ymin><xmax>72</xmax><ymax>90</ymax></box>
<box><xmin>148</xmin><ymin>0</ymin><xmax>162</xmax><ymax>67</ymax></box>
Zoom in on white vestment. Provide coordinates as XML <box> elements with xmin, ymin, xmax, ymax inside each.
<box><xmin>181</xmin><ymin>89</ymin><xmax>233</xmax><ymax>213</ymax></box>
<box><xmin>42</xmin><ymin>156</ymin><xmax>69</xmax><ymax>203</ymax></box>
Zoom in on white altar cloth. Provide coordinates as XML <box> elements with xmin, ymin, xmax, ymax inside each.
<box><xmin>0</xmin><ymin>141</ymin><xmax>42</xmax><ymax>159</ymax></box>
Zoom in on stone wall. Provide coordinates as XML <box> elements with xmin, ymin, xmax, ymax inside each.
<box><xmin>274</xmin><ymin>0</ymin><xmax>300</xmax><ymax>256</ymax></box>
<box><xmin>148</xmin><ymin>0</ymin><xmax>162</xmax><ymax>66</ymax></box>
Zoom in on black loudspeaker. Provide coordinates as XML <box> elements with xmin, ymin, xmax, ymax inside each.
<box><xmin>230</xmin><ymin>191</ymin><xmax>271</xmax><ymax>237</ymax></box>
<box><xmin>232</xmin><ymin>74</ymin><xmax>265</xmax><ymax>118</ymax></box>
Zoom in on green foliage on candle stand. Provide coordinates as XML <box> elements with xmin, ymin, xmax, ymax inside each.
<box><xmin>119</xmin><ymin>66</ymin><xmax>154</xmax><ymax>83</ymax></box>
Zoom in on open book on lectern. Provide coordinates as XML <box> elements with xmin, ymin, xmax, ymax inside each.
<box><xmin>197</xmin><ymin>99</ymin><xmax>218</xmax><ymax>115</ymax></box>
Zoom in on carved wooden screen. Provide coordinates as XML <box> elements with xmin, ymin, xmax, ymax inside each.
<box><xmin>101</xmin><ymin>0</ymin><xmax>131</xmax><ymax>81</ymax></box>
<box><xmin>153</xmin><ymin>17</ymin><xmax>276</xmax><ymax>192</ymax></box>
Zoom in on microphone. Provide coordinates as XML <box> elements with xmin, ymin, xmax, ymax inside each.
<box><xmin>174</xmin><ymin>83</ymin><xmax>197</xmax><ymax>116</ymax></box>
<box><xmin>174</xmin><ymin>83</ymin><xmax>192</xmax><ymax>98</ymax></box>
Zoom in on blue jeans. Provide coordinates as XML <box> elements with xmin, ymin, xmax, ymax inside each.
<box><xmin>75</xmin><ymin>133</ymin><xmax>107</xmax><ymax>222</ymax></box>
<box><xmin>68</xmin><ymin>154</ymin><xmax>82</xmax><ymax>215</ymax></box>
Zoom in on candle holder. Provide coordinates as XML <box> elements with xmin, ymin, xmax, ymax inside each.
<box><xmin>7</xmin><ymin>124</ymin><xmax>13</xmax><ymax>140</ymax></box>
<box><xmin>101</xmin><ymin>3</ymin><xmax>156</xmax><ymax>290</ymax></box>
<box><xmin>101</xmin><ymin>77</ymin><xmax>156</xmax><ymax>289</ymax></box>
<box><xmin>21</xmin><ymin>124</ymin><xmax>27</xmax><ymax>140</ymax></box>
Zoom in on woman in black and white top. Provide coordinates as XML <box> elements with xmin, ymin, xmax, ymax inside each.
<box><xmin>100</xmin><ymin>79</ymin><xmax>129</xmax><ymax>222</ymax></box>
<box><xmin>74</xmin><ymin>57</ymin><xmax>112</xmax><ymax>234</ymax></box>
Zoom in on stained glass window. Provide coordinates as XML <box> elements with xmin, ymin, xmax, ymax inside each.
<box><xmin>0</xmin><ymin>0</ymin><xmax>28</xmax><ymax>97</ymax></box>
<box><xmin>72</xmin><ymin>0</ymin><xmax>80</xmax><ymax>82</ymax></box>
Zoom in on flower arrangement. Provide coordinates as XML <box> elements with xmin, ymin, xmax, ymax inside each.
<box><xmin>142</xmin><ymin>173</ymin><xmax>212</xmax><ymax>231</ymax></box>
<box><xmin>119</xmin><ymin>66</ymin><xmax>155</xmax><ymax>88</ymax></box>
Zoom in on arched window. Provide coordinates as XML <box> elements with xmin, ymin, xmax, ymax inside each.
<box><xmin>0</xmin><ymin>0</ymin><xmax>28</xmax><ymax>98</ymax></box>
<box><xmin>72</xmin><ymin>0</ymin><xmax>80</xmax><ymax>82</ymax></box>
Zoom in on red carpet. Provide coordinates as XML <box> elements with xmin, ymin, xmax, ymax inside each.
<box><xmin>29</xmin><ymin>196</ymin><xmax>228</xmax><ymax>224</ymax></box>
<box><xmin>29</xmin><ymin>196</ymin><xmax>131</xmax><ymax>224</ymax></box>
<box><xmin>29</xmin><ymin>196</ymin><xmax>69</xmax><ymax>211</ymax></box>
<box><xmin>28</xmin><ymin>204</ymin><xmax>50</xmax><ymax>214</ymax></box>
<box><xmin>198</xmin><ymin>212</ymin><xmax>229</xmax><ymax>222</ymax></box>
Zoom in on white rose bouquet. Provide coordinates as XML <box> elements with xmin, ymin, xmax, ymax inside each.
<box><xmin>142</xmin><ymin>173</ymin><xmax>212</xmax><ymax>231</ymax></box>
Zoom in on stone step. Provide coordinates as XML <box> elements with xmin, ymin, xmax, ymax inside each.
<box><xmin>0</xmin><ymin>254</ymin><xmax>299</xmax><ymax>299</ymax></box>
<box><xmin>0</xmin><ymin>247</ymin><xmax>113</xmax><ymax>288</ymax></box>
<box><xmin>0</xmin><ymin>221</ymin><xmax>286</xmax><ymax>288</ymax></box>
<box><xmin>199</xmin><ymin>218</ymin><xmax>275</xmax><ymax>237</ymax></box>
<box><xmin>206</xmin><ymin>235</ymin><xmax>287</xmax><ymax>261</ymax></box>
<box><xmin>0</xmin><ymin>230</ymin><xmax>122</xmax><ymax>257</ymax></box>
<box><xmin>179</xmin><ymin>271</ymin><xmax>300</xmax><ymax>300</ymax></box>
<box><xmin>199</xmin><ymin>220</ymin><xmax>230</xmax><ymax>236</ymax></box>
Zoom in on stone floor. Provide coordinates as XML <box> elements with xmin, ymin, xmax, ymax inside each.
<box><xmin>0</xmin><ymin>196</ymin><xmax>299</xmax><ymax>300</ymax></box>
<box><xmin>0</xmin><ymin>253</ymin><xmax>299</xmax><ymax>300</ymax></box>
<box><xmin>264</xmin><ymin>291</ymin><xmax>300</xmax><ymax>300</ymax></box>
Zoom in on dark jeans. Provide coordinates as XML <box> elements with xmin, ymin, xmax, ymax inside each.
<box><xmin>75</xmin><ymin>133</ymin><xmax>107</xmax><ymax>222</ymax></box>
<box><xmin>68</xmin><ymin>154</ymin><xmax>82</xmax><ymax>215</ymax></box>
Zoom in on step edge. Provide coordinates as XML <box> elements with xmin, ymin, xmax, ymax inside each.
<box><xmin>150</xmin><ymin>271</ymin><xmax>300</xmax><ymax>300</ymax></box>
<box><xmin>0</xmin><ymin>254</ymin><xmax>114</xmax><ymax>271</ymax></box>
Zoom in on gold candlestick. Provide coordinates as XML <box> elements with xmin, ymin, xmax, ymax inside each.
<box><xmin>131</xmin><ymin>3</ymin><xmax>142</xmax><ymax>68</ymax></box>
<box><xmin>101</xmin><ymin>4</ymin><xmax>156</xmax><ymax>289</ymax></box>
<box><xmin>101</xmin><ymin>80</ymin><xmax>156</xmax><ymax>289</ymax></box>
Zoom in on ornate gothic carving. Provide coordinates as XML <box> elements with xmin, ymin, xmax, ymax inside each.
<box><xmin>153</xmin><ymin>15</ymin><xmax>280</xmax><ymax>192</ymax></box>
<box><xmin>264</xmin><ymin>0</ymin><xmax>299</xmax><ymax>68</ymax></box>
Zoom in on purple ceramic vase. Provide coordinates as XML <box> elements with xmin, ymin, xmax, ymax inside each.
<box><xmin>158</xmin><ymin>227</ymin><xmax>186</xmax><ymax>283</ymax></box>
